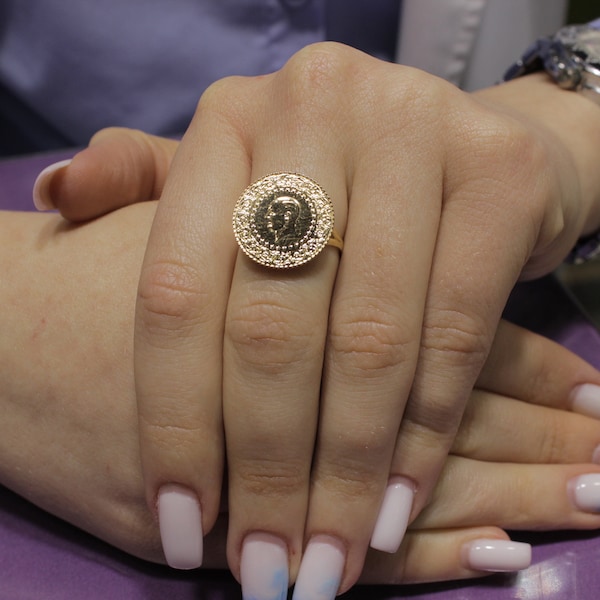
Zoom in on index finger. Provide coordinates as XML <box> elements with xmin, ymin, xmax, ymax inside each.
<box><xmin>134</xmin><ymin>77</ymin><xmax>251</xmax><ymax>568</ymax></box>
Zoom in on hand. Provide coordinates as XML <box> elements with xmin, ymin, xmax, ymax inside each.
<box><xmin>37</xmin><ymin>42</ymin><xmax>600</xmax><ymax>596</ymax></box>
<box><xmin>3</xmin><ymin>205</ymin><xmax>600</xmax><ymax>590</ymax></box>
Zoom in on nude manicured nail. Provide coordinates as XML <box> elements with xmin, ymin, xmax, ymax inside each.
<box><xmin>569</xmin><ymin>473</ymin><xmax>600</xmax><ymax>512</ymax></box>
<box><xmin>292</xmin><ymin>535</ymin><xmax>345</xmax><ymax>600</ymax></box>
<box><xmin>462</xmin><ymin>538</ymin><xmax>531</xmax><ymax>572</ymax></box>
<box><xmin>158</xmin><ymin>484</ymin><xmax>203</xmax><ymax>569</ymax></box>
<box><xmin>370</xmin><ymin>477</ymin><xmax>415</xmax><ymax>553</ymax></box>
<box><xmin>32</xmin><ymin>159</ymin><xmax>71</xmax><ymax>211</ymax></box>
<box><xmin>241</xmin><ymin>532</ymin><xmax>288</xmax><ymax>600</ymax></box>
<box><xmin>571</xmin><ymin>384</ymin><xmax>600</xmax><ymax>419</ymax></box>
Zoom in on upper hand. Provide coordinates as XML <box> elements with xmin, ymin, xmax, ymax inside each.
<box><xmin>40</xmin><ymin>42</ymin><xmax>600</xmax><ymax>596</ymax></box>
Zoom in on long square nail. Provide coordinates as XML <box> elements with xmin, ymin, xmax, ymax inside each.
<box><xmin>292</xmin><ymin>535</ymin><xmax>345</xmax><ymax>600</ymax></box>
<box><xmin>158</xmin><ymin>484</ymin><xmax>203</xmax><ymax>569</ymax></box>
<box><xmin>241</xmin><ymin>532</ymin><xmax>288</xmax><ymax>600</ymax></box>
<box><xmin>462</xmin><ymin>538</ymin><xmax>531</xmax><ymax>572</ymax></box>
<box><xmin>569</xmin><ymin>473</ymin><xmax>600</xmax><ymax>512</ymax></box>
<box><xmin>370</xmin><ymin>477</ymin><xmax>415</xmax><ymax>553</ymax></box>
<box><xmin>571</xmin><ymin>384</ymin><xmax>600</xmax><ymax>419</ymax></box>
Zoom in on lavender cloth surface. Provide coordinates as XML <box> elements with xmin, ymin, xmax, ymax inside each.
<box><xmin>2</xmin><ymin>152</ymin><xmax>600</xmax><ymax>599</ymax></box>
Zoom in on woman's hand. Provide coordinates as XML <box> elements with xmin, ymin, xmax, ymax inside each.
<box><xmin>2</xmin><ymin>204</ymin><xmax>600</xmax><ymax>591</ymax></box>
<box><xmin>36</xmin><ymin>43</ymin><xmax>600</xmax><ymax>596</ymax></box>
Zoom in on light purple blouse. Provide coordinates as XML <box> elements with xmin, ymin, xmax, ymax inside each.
<box><xmin>0</xmin><ymin>0</ymin><xmax>400</xmax><ymax>151</ymax></box>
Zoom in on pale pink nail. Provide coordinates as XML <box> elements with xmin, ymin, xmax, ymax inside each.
<box><xmin>370</xmin><ymin>476</ymin><xmax>415</xmax><ymax>553</ymax></box>
<box><xmin>571</xmin><ymin>384</ymin><xmax>600</xmax><ymax>419</ymax></box>
<box><xmin>158</xmin><ymin>484</ymin><xmax>203</xmax><ymax>569</ymax></box>
<box><xmin>240</xmin><ymin>532</ymin><xmax>288</xmax><ymax>600</ymax></box>
<box><xmin>569</xmin><ymin>473</ymin><xmax>600</xmax><ymax>512</ymax></box>
<box><xmin>592</xmin><ymin>445</ymin><xmax>600</xmax><ymax>465</ymax></box>
<box><xmin>462</xmin><ymin>538</ymin><xmax>531</xmax><ymax>572</ymax></box>
<box><xmin>292</xmin><ymin>535</ymin><xmax>345</xmax><ymax>600</ymax></box>
<box><xmin>32</xmin><ymin>159</ymin><xmax>72</xmax><ymax>211</ymax></box>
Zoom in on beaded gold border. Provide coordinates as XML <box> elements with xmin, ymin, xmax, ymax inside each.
<box><xmin>233</xmin><ymin>173</ymin><xmax>335</xmax><ymax>268</ymax></box>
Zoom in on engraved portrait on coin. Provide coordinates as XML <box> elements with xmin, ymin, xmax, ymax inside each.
<box><xmin>255</xmin><ymin>194</ymin><xmax>312</xmax><ymax>248</ymax></box>
<box><xmin>233</xmin><ymin>173</ymin><xmax>335</xmax><ymax>268</ymax></box>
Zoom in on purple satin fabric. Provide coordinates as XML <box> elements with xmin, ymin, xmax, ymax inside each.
<box><xmin>0</xmin><ymin>0</ymin><xmax>400</xmax><ymax>153</ymax></box>
<box><xmin>1</xmin><ymin>152</ymin><xmax>600</xmax><ymax>599</ymax></box>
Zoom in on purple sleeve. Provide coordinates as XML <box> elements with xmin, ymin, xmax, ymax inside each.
<box><xmin>0</xmin><ymin>0</ymin><xmax>326</xmax><ymax>149</ymax></box>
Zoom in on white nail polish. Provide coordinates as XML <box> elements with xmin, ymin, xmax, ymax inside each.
<box><xmin>241</xmin><ymin>532</ymin><xmax>288</xmax><ymax>600</ymax></box>
<box><xmin>462</xmin><ymin>538</ymin><xmax>531</xmax><ymax>572</ymax></box>
<box><xmin>158</xmin><ymin>484</ymin><xmax>203</xmax><ymax>569</ymax></box>
<box><xmin>571</xmin><ymin>384</ymin><xmax>600</xmax><ymax>419</ymax></box>
<box><xmin>569</xmin><ymin>473</ymin><xmax>600</xmax><ymax>512</ymax></box>
<box><xmin>32</xmin><ymin>159</ymin><xmax>72</xmax><ymax>211</ymax></box>
<box><xmin>370</xmin><ymin>477</ymin><xmax>415</xmax><ymax>553</ymax></box>
<box><xmin>292</xmin><ymin>535</ymin><xmax>345</xmax><ymax>600</ymax></box>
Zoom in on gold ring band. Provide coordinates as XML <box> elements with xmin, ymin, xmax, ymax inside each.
<box><xmin>233</xmin><ymin>172</ymin><xmax>343</xmax><ymax>268</ymax></box>
<box><xmin>327</xmin><ymin>228</ymin><xmax>344</xmax><ymax>251</ymax></box>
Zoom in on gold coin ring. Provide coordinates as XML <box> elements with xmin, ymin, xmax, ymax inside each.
<box><xmin>233</xmin><ymin>172</ymin><xmax>342</xmax><ymax>269</ymax></box>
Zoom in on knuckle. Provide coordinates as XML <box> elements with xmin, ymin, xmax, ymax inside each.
<box><xmin>194</xmin><ymin>75</ymin><xmax>252</xmax><ymax>133</ymax></box>
<box><xmin>403</xmin><ymin>396</ymin><xmax>464</xmax><ymax>440</ymax></box>
<box><xmin>89</xmin><ymin>125</ymin><xmax>131</xmax><ymax>144</ymax></box>
<box><xmin>456</xmin><ymin>111</ymin><xmax>556</xmax><ymax>223</ymax></box>
<box><xmin>420</xmin><ymin>307</ymin><xmax>489</xmax><ymax>370</ymax></box>
<box><xmin>140</xmin><ymin>417</ymin><xmax>218</xmax><ymax>468</ymax></box>
<box><xmin>138</xmin><ymin>259</ymin><xmax>209</xmax><ymax>335</ymax></box>
<box><xmin>316</xmin><ymin>459</ymin><xmax>384</xmax><ymax>502</ymax></box>
<box><xmin>382</xmin><ymin>69</ymin><xmax>460</xmax><ymax>139</ymax></box>
<box><xmin>495</xmin><ymin>118</ymin><xmax>550</xmax><ymax>181</ymax></box>
<box><xmin>537</xmin><ymin>417</ymin><xmax>567</xmax><ymax>464</ymax></box>
<box><xmin>315</xmin><ymin>431</ymin><xmax>394</xmax><ymax>500</ymax></box>
<box><xmin>397</xmin><ymin>68</ymin><xmax>454</xmax><ymax>112</ymax></box>
<box><xmin>501</xmin><ymin>125</ymin><xmax>554</xmax><ymax>215</ymax></box>
<box><xmin>195</xmin><ymin>75</ymin><xmax>240</xmax><ymax>113</ymax></box>
<box><xmin>235</xmin><ymin>457</ymin><xmax>306</xmax><ymax>499</ymax></box>
<box><xmin>407</xmin><ymin>308</ymin><xmax>490</xmax><ymax>437</ymax></box>
<box><xmin>328</xmin><ymin>310</ymin><xmax>412</xmax><ymax>378</ymax></box>
<box><xmin>277</xmin><ymin>42</ymin><xmax>358</xmax><ymax>124</ymax></box>
<box><xmin>226</xmin><ymin>295</ymin><xmax>316</xmax><ymax>373</ymax></box>
<box><xmin>522</xmin><ymin>349</ymin><xmax>556</xmax><ymax>401</ymax></box>
<box><xmin>505</xmin><ymin>471</ymin><xmax>545</xmax><ymax>527</ymax></box>
<box><xmin>451</xmin><ymin>401</ymin><xmax>479</xmax><ymax>455</ymax></box>
<box><xmin>284</xmin><ymin>42</ymin><xmax>350</xmax><ymax>92</ymax></box>
<box><xmin>495</xmin><ymin>124</ymin><xmax>569</xmax><ymax>247</ymax></box>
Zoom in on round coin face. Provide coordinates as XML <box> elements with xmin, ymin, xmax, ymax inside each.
<box><xmin>233</xmin><ymin>173</ymin><xmax>335</xmax><ymax>268</ymax></box>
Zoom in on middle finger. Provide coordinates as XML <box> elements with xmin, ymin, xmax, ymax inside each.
<box><xmin>222</xmin><ymin>48</ymin><xmax>349</xmax><ymax>596</ymax></box>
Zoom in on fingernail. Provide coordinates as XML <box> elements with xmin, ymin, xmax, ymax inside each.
<box><xmin>32</xmin><ymin>159</ymin><xmax>72</xmax><ymax>211</ymax></box>
<box><xmin>158</xmin><ymin>484</ymin><xmax>203</xmax><ymax>569</ymax></box>
<box><xmin>592</xmin><ymin>445</ymin><xmax>600</xmax><ymax>465</ymax></box>
<box><xmin>292</xmin><ymin>535</ymin><xmax>345</xmax><ymax>600</ymax></box>
<box><xmin>241</xmin><ymin>532</ymin><xmax>288</xmax><ymax>600</ymax></box>
<box><xmin>370</xmin><ymin>476</ymin><xmax>415</xmax><ymax>553</ymax></box>
<box><xmin>462</xmin><ymin>538</ymin><xmax>531</xmax><ymax>572</ymax></box>
<box><xmin>569</xmin><ymin>473</ymin><xmax>600</xmax><ymax>512</ymax></box>
<box><xmin>571</xmin><ymin>384</ymin><xmax>600</xmax><ymax>419</ymax></box>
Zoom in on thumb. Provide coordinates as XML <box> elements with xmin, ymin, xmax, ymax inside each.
<box><xmin>33</xmin><ymin>127</ymin><xmax>179</xmax><ymax>222</ymax></box>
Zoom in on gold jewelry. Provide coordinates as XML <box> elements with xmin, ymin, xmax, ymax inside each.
<box><xmin>233</xmin><ymin>172</ymin><xmax>343</xmax><ymax>268</ymax></box>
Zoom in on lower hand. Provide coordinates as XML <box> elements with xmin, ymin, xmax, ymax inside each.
<box><xmin>3</xmin><ymin>204</ymin><xmax>600</xmax><ymax>590</ymax></box>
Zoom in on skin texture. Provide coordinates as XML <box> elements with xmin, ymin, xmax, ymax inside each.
<box><xmin>3</xmin><ymin>203</ymin><xmax>600</xmax><ymax>590</ymax></box>
<box><xmin>41</xmin><ymin>43</ymin><xmax>600</xmax><ymax>592</ymax></box>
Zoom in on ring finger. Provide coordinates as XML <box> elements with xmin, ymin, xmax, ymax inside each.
<box><xmin>222</xmin><ymin>61</ymin><xmax>349</xmax><ymax>594</ymax></box>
